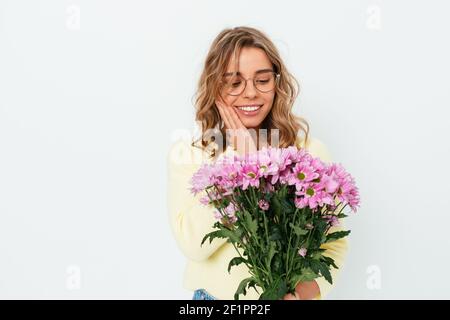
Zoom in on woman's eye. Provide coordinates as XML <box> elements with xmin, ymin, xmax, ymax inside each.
<box><xmin>231</xmin><ymin>82</ymin><xmax>241</xmax><ymax>87</ymax></box>
<box><xmin>256</xmin><ymin>79</ymin><xmax>269</xmax><ymax>83</ymax></box>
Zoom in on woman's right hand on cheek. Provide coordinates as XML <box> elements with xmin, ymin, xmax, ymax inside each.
<box><xmin>215</xmin><ymin>100</ymin><xmax>257</xmax><ymax>156</ymax></box>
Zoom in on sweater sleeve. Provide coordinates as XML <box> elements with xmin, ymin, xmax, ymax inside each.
<box><xmin>166</xmin><ymin>139</ymin><xmax>227</xmax><ymax>262</ymax></box>
<box><xmin>305</xmin><ymin>138</ymin><xmax>349</xmax><ymax>300</ymax></box>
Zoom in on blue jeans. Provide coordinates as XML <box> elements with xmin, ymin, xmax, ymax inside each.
<box><xmin>192</xmin><ymin>289</ymin><xmax>216</xmax><ymax>300</ymax></box>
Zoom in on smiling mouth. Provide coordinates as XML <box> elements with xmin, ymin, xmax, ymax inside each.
<box><xmin>235</xmin><ymin>104</ymin><xmax>263</xmax><ymax>113</ymax></box>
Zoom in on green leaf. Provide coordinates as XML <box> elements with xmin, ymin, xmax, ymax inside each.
<box><xmin>272</xmin><ymin>195</ymin><xmax>282</xmax><ymax>216</ymax></box>
<box><xmin>315</xmin><ymin>219</ymin><xmax>328</xmax><ymax>235</ymax></box>
<box><xmin>289</xmin><ymin>223</ymin><xmax>309</xmax><ymax>236</ymax></box>
<box><xmin>200</xmin><ymin>228</ymin><xmax>241</xmax><ymax>246</ymax></box>
<box><xmin>259</xmin><ymin>277</ymin><xmax>288</xmax><ymax>300</ymax></box>
<box><xmin>265</xmin><ymin>242</ymin><xmax>277</xmax><ymax>271</ymax></box>
<box><xmin>269</xmin><ymin>225</ymin><xmax>282</xmax><ymax>241</ymax></box>
<box><xmin>281</xmin><ymin>198</ymin><xmax>294</xmax><ymax>214</ymax></box>
<box><xmin>321</xmin><ymin>256</ymin><xmax>338</xmax><ymax>269</ymax></box>
<box><xmin>271</xmin><ymin>255</ymin><xmax>283</xmax><ymax>275</ymax></box>
<box><xmin>309</xmin><ymin>260</ymin><xmax>321</xmax><ymax>274</ymax></box>
<box><xmin>318</xmin><ymin>262</ymin><xmax>333</xmax><ymax>284</ymax></box>
<box><xmin>243</xmin><ymin>210</ymin><xmax>258</xmax><ymax>235</ymax></box>
<box><xmin>227</xmin><ymin>257</ymin><xmax>248</xmax><ymax>273</ymax></box>
<box><xmin>289</xmin><ymin>267</ymin><xmax>320</xmax><ymax>287</ymax></box>
<box><xmin>234</xmin><ymin>277</ymin><xmax>254</xmax><ymax>300</ymax></box>
<box><xmin>311</xmin><ymin>251</ymin><xmax>323</xmax><ymax>261</ymax></box>
<box><xmin>247</xmin><ymin>279</ymin><xmax>259</xmax><ymax>293</ymax></box>
<box><xmin>201</xmin><ymin>230</ymin><xmax>221</xmax><ymax>246</ymax></box>
<box><xmin>325</xmin><ymin>230</ymin><xmax>351</xmax><ymax>243</ymax></box>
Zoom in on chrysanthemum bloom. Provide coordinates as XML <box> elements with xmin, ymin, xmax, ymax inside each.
<box><xmin>288</xmin><ymin>161</ymin><xmax>320</xmax><ymax>191</ymax></box>
<box><xmin>254</xmin><ymin>151</ymin><xmax>272</xmax><ymax>178</ymax></box>
<box><xmin>199</xmin><ymin>195</ymin><xmax>211</xmax><ymax>205</ymax></box>
<box><xmin>318</xmin><ymin>173</ymin><xmax>340</xmax><ymax>194</ymax></box>
<box><xmin>190</xmin><ymin>164</ymin><xmax>215</xmax><ymax>194</ymax></box>
<box><xmin>216</xmin><ymin>162</ymin><xmax>243</xmax><ymax>190</ymax></box>
<box><xmin>298</xmin><ymin>247</ymin><xmax>307</xmax><ymax>257</ymax></box>
<box><xmin>262</xmin><ymin>181</ymin><xmax>275</xmax><ymax>193</ymax></box>
<box><xmin>294</xmin><ymin>184</ymin><xmax>334</xmax><ymax>209</ymax></box>
<box><xmin>241</xmin><ymin>164</ymin><xmax>261</xmax><ymax>190</ymax></box>
<box><xmin>258</xmin><ymin>199</ymin><xmax>270</xmax><ymax>211</ymax></box>
<box><xmin>324</xmin><ymin>215</ymin><xmax>340</xmax><ymax>227</ymax></box>
<box><xmin>326</xmin><ymin>163</ymin><xmax>360</xmax><ymax>212</ymax></box>
<box><xmin>223</xmin><ymin>201</ymin><xmax>234</xmax><ymax>213</ymax></box>
<box><xmin>264</xmin><ymin>147</ymin><xmax>295</xmax><ymax>184</ymax></box>
<box><xmin>214</xmin><ymin>202</ymin><xmax>238</xmax><ymax>224</ymax></box>
<box><xmin>214</xmin><ymin>209</ymin><xmax>223</xmax><ymax>221</ymax></box>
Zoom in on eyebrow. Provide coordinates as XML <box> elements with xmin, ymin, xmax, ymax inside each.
<box><xmin>223</xmin><ymin>68</ymin><xmax>274</xmax><ymax>77</ymax></box>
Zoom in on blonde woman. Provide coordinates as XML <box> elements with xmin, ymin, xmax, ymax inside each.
<box><xmin>167</xmin><ymin>26</ymin><xmax>348</xmax><ymax>300</ymax></box>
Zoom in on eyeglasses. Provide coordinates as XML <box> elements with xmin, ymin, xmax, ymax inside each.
<box><xmin>221</xmin><ymin>70</ymin><xmax>280</xmax><ymax>96</ymax></box>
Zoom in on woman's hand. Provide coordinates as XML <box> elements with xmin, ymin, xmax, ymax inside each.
<box><xmin>282</xmin><ymin>280</ymin><xmax>321</xmax><ymax>300</ymax></box>
<box><xmin>215</xmin><ymin>100</ymin><xmax>257</xmax><ymax>156</ymax></box>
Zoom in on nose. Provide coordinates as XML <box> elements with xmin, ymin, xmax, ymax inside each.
<box><xmin>243</xmin><ymin>79</ymin><xmax>257</xmax><ymax>98</ymax></box>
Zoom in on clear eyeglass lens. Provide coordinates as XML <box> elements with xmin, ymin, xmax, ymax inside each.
<box><xmin>223</xmin><ymin>72</ymin><xmax>276</xmax><ymax>95</ymax></box>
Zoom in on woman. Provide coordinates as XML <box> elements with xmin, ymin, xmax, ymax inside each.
<box><xmin>167</xmin><ymin>26</ymin><xmax>348</xmax><ymax>300</ymax></box>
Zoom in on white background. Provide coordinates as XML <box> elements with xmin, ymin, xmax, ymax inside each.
<box><xmin>1</xmin><ymin>0</ymin><xmax>449</xmax><ymax>299</ymax></box>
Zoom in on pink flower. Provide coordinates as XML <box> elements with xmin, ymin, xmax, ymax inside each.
<box><xmin>319</xmin><ymin>173</ymin><xmax>340</xmax><ymax>194</ymax></box>
<box><xmin>224</xmin><ymin>202</ymin><xmax>237</xmax><ymax>216</ymax></box>
<box><xmin>326</xmin><ymin>163</ymin><xmax>360</xmax><ymax>212</ymax></box>
<box><xmin>241</xmin><ymin>164</ymin><xmax>261</xmax><ymax>190</ymax></box>
<box><xmin>214</xmin><ymin>203</ymin><xmax>238</xmax><ymax>224</ymax></box>
<box><xmin>214</xmin><ymin>209</ymin><xmax>223</xmax><ymax>220</ymax></box>
<box><xmin>288</xmin><ymin>162</ymin><xmax>320</xmax><ymax>191</ymax></box>
<box><xmin>324</xmin><ymin>215</ymin><xmax>340</xmax><ymax>227</ymax></box>
<box><xmin>294</xmin><ymin>184</ymin><xmax>334</xmax><ymax>209</ymax></box>
<box><xmin>254</xmin><ymin>151</ymin><xmax>272</xmax><ymax>177</ymax></box>
<box><xmin>258</xmin><ymin>199</ymin><xmax>270</xmax><ymax>211</ymax></box>
<box><xmin>298</xmin><ymin>247</ymin><xmax>307</xmax><ymax>257</ymax></box>
<box><xmin>200</xmin><ymin>195</ymin><xmax>211</xmax><ymax>205</ymax></box>
<box><xmin>224</xmin><ymin>202</ymin><xmax>238</xmax><ymax>223</ymax></box>
<box><xmin>263</xmin><ymin>181</ymin><xmax>275</xmax><ymax>193</ymax></box>
<box><xmin>263</xmin><ymin>147</ymin><xmax>295</xmax><ymax>184</ymax></box>
<box><xmin>217</xmin><ymin>162</ymin><xmax>242</xmax><ymax>190</ymax></box>
<box><xmin>190</xmin><ymin>163</ymin><xmax>215</xmax><ymax>194</ymax></box>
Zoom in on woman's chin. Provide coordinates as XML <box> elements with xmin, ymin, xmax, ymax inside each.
<box><xmin>241</xmin><ymin>120</ymin><xmax>263</xmax><ymax>130</ymax></box>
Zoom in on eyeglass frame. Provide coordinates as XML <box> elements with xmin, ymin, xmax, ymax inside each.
<box><xmin>220</xmin><ymin>70</ymin><xmax>281</xmax><ymax>96</ymax></box>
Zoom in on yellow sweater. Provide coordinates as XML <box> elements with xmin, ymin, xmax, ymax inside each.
<box><xmin>166</xmin><ymin>135</ymin><xmax>348</xmax><ymax>300</ymax></box>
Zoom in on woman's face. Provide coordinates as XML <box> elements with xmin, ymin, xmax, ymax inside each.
<box><xmin>218</xmin><ymin>47</ymin><xmax>276</xmax><ymax>130</ymax></box>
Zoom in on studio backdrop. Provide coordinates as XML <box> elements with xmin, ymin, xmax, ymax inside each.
<box><xmin>1</xmin><ymin>0</ymin><xmax>449</xmax><ymax>299</ymax></box>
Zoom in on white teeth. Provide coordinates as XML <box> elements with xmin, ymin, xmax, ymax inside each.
<box><xmin>237</xmin><ymin>105</ymin><xmax>262</xmax><ymax>111</ymax></box>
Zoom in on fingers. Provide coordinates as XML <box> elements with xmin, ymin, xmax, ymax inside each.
<box><xmin>216</xmin><ymin>101</ymin><xmax>238</xmax><ymax>148</ymax></box>
<box><xmin>219</xmin><ymin>101</ymin><xmax>239</xmax><ymax>129</ymax></box>
<box><xmin>216</xmin><ymin>100</ymin><xmax>233</xmax><ymax>128</ymax></box>
<box><xmin>283</xmin><ymin>292</ymin><xmax>299</xmax><ymax>300</ymax></box>
<box><xmin>218</xmin><ymin>100</ymin><xmax>246</xmax><ymax>130</ymax></box>
<box><xmin>215</xmin><ymin>99</ymin><xmax>257</xmax><ymax>155</ymax></box>
<box><xmin>216</xmin><ymin>100</ymin><xmax>239</xmax><ymax>140</ymax></box>
<box><xmin>295</xmin><ymin>280</ymin><xmax>320</xmax><ymax>300</ymax></box>
<box><xmin>227</xmin><ymin>105</ymin><xmax>246</xmax><ymax>129</ymax></box>
<box><xmin>216</xmin><ymin>100</ymin><xmax>234</xmax><ymax>130</ymax></box>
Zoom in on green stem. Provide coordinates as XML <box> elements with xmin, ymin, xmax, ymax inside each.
<box><xmin>285</xmin><ymin>207</ymin><xmax>299</xmax><ymax>278</ymax></box>
<box><xmin>231</xmin><ymin>242</ymin><xmax>252</xmax><ymax>271</ymax></box>
<box><xmin>261</xmin><ymin>212</ymin><xmax>273</xmax><ymax>283</ymax></box>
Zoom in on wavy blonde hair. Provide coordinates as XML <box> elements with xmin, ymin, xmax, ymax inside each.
<box><xmin>192</xmin><ymin>26</ymin><xmax>309</xmax><ymax>159</ymax></box>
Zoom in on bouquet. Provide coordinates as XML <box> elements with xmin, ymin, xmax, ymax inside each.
<box><xmin>190</xmin><ymin>146</ymin><xmax>360</xmax><ymax>300</ymax></box>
